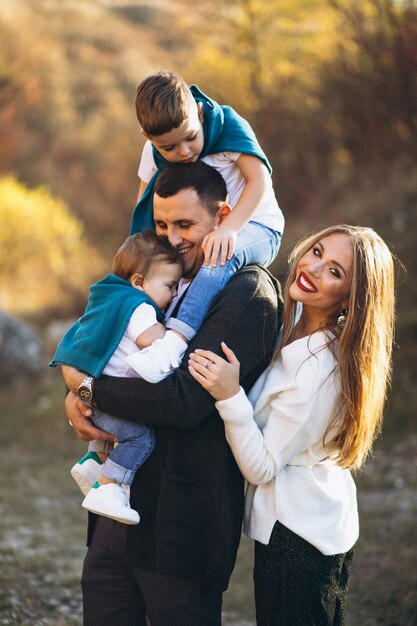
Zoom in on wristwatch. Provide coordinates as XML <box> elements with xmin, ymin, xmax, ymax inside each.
<box><xmin>77</xmin><ymin>375</ymin><xmax>95</xmax><ymax>405</ymax></box>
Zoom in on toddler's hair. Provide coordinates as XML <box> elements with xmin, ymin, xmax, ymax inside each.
<box><xmin>112</xmin><ymin>230</ymin><xmax>183</xmax><ymax>282</ymax></box>
<box><xmin>135</xmin><ymin>70</ymin><xmax>193</xmax><ymax>137</ymax></box>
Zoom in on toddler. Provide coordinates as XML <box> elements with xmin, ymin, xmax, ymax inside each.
<box><xmin>50</xmin><ymin>230</ymin><xmax>183</xmax><ymax>524</ymax></box>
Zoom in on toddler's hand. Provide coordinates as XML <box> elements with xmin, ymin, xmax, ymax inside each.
<box><xmin>202</xmin><ymin>228</ymin><xmax>238</xmax><ymax>267</ymax></box>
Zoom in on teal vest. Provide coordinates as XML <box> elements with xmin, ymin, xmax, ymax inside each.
<box><xmin>49</xmin><ymin>274</ymin><xmax>163</xmax><ymax>377</ymax></box>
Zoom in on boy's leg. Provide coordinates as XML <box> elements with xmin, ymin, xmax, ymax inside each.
<box><xmin>167</xmin><ymin>223</ymin><xmax>281</xmax><ymax>340</ymax></box>
<box><xmin>126</xmin><ymin>224</ymin><xmax>280</xmax><ymax>383</ymax></box>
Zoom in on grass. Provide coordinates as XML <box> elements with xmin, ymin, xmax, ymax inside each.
<box><xmin>0</xmin><ymin>374</ymin><xmax>86</xmax><ymax>625</ymax></box>
<box><xmin>0</xmin><ymin>371</ymin><xmax>416</xmax><ymax>625</ymax></box>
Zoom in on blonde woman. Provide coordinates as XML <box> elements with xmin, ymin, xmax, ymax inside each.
<box><xmin>188</xmin><ymin>225</ymin><xmax>395</xmax><ymax>626</ymax></box>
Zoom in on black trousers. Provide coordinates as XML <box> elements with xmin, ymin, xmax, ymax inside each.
<box><xmin>81</xmin><ymin>516</ymin><xmax>223</xmax><ymax>626</ymax></box>
<box><xmin>254</xmin><ymin>521</ymin><xmax>354</xmax><ymax>626</ymax></box>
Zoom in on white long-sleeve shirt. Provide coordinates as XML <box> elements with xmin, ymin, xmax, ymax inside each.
<box><xmin>215</xmin><ymin>331</ymin><xmax>359</xmax><ymax>555</ymax></box>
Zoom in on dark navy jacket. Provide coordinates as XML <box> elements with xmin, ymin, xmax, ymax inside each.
<box><xmin>91</xmin><ymin>266</ymin><xmax>282</xmax><ymax>591</ymax></box>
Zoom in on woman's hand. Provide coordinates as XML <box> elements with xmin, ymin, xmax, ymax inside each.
<box><xmin>188</xmin><ymin>342</ymin><xmax>240</xmax><ymax>401</ymax></box>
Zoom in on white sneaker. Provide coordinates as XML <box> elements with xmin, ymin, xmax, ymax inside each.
<box><xmin>126</xmin><ymin>330</ymin><xmax>188</xmax><ymax>383</ymax></box>
<box><xmin>71</xmin><ymin>452</ymin><xmax>103</xmax><ymax>496</ymax></box>
<box><xmin>82</xmin><ymin>482</ymin><xmax>140</xmax><ymax>525</ymax></box>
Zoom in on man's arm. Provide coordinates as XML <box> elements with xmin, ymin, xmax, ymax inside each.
<box><xmin>67</xmin><ymin>267</ymin><xmax>281</xmax><ymax>432</ymax></box>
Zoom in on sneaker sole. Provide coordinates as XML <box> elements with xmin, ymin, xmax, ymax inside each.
<box><xmin>81</xmin><ymin>501</ymin><xmax>140</xmax><ymax>525</ymax></box>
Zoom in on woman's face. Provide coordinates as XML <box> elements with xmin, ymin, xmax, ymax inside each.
<box><xmin>289</xmin><ymin>232</ymin><xmax>353</xmax><ymax>320</ymax></box>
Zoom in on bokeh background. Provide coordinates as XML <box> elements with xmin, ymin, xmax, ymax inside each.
<box><xmin>0</xmin><ymin>0</ymin><xmax>416</xmax><ymax>624</ymax></box>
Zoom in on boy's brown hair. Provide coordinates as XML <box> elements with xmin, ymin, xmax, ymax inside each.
<box><xmin>135</xmin><ymin>70</ymin><xmax>193</xmax><ymax>137</ymax></box>
<box><xmin>112</xmin><ymin>230</ymin><xmax>183</xmax><ymax>281</ymax></box>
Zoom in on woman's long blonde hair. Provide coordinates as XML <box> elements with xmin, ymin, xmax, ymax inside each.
<box><xmin>279</xmin><ymin>225</ymin><xmax>395</xmax><ymax>469</ymax></box>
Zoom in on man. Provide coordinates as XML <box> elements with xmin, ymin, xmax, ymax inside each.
<box><xmin>64</xmin><ymin>161</ymin><xmax>282</xmax><ymax>626</ymax></box>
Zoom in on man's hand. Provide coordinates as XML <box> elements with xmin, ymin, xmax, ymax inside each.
<box><xmin>65</xmin><ymin>392</ymin><xmax>115</xmax><ymax>443</ymax></box>
<box><xmin>62</xmin><ymin>365</ymin><xmax>86</xmax><ymax>394</ymax></box>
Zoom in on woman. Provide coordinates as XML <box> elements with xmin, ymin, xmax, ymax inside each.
<box><xmin>188</xmin><ymin>224</ymin><xmax>395</xmax><ymax>625</ymax></box>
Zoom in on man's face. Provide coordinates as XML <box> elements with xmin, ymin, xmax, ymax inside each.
<box><xmin>153</xmin><ymin>188</ymin><xmax>223</xmax><ymax>279</ymax></box>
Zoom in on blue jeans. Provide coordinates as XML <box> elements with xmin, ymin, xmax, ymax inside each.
<box><xmin>87</xmin><ymin>410</ymin><xmax>155</xmax><ymax>485</ymax></box>
<box><xmin>167</xmin><ymin>222</ymin><xmax>281</xmax><ymax>340</ymax></box>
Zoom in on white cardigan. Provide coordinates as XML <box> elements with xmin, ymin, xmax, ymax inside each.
<box><xmin>215</xmin><ymin>331</ymin><xmax>359</xmax><ymax>555</ymax></box>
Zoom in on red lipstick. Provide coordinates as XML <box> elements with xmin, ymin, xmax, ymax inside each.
<box><xmin>296</xmin><ymin>271</ymin><xmax>318</xmax><ymax>293</ymax></box>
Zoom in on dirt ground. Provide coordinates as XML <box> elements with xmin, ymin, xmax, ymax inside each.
<box><xmin>0</xmin><ymin>376</ymin><xmax>415</xmax><ymax>626</ymax></box>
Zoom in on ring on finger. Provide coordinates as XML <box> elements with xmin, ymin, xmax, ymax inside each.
<box><xmin>205</xmin><ymin>359</ymin><xmax>214</xmax><ymax>370</ymax></box>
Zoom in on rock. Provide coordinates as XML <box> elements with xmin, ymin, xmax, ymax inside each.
<box><xmin>0</xmin><ymin>310</ymin><xmax>43</xmax><ymax>384</ymax></box>
<box><xmin>44</xmin><ymin>318</ymin><xmax>75</xmax><ymax>353</ymax></box>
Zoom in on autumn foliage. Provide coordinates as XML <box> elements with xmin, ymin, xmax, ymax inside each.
<box><xmin>0</xmin><ymin>176</ymin><xmax>100</xmax><ymax>314</ymax></box>
<box><xmin>0</xmin><ymin>0</ymin><xmax>415</xmax><ymax>422</ymax></box>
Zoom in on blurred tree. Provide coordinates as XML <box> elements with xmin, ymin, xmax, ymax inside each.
<box><xmin>321</xmin><ymin>0</ymin><xmax>417</xmax><ymax>168</ymax></box>
<box><xmin>0</xmin><ymin>2</ymin><xmax>171</xmax><ymax>251</ymax></box>
<box><xmin>172</xmin><ymin>0</ymin><xmax>417</xmax><ymax>226</ymax></box>
<box><xmin>0</xmin><ymin>176</ymin><xmax>102</xmax><ymax>315</ymax></box>
<box><xmin>173</xmin><ymin>0</ymin><xmax>338</xmax><ymax>117</ymax></box>
<box><xmin>171</xmin><ymin>0</ymin><xmax>343</xmax><ymax>222</ymax></box>
<box><xmin>0</xmin><ymin>1</ymin><xmax>415</xmax><ymax>382</ymax></box>
<box><xmin>172</xmin><ymin>0</ymin><xmax>416</xmax><ymax>434</ymax></box>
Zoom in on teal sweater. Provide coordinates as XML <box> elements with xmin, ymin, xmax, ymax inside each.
<box><xmin>130</xmin><ymin>84</ymin><xmax>272</xmax><ymax>235</ymax></box>
<box><xmin>49</xmin><ymin>274</ymin><xmax>163</xmax><ymax>378</ymax></box>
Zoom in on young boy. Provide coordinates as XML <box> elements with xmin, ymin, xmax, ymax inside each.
<box><xmin>50</xmin><ymin>230</ymin><xmax>183</xmax><ymax>525</ymax></box>
<box><xmin>128</xmin><ymin>70</ymin><xmax>284</xmax><ymax>384</ymax></box>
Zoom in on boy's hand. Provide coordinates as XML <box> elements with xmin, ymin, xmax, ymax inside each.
<box><xmin>202</xmin><ymin>227</ymin><xmax>238</xmax><ymax>267</ymax></box>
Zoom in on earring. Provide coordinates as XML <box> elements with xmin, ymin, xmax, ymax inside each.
<box><xmin>337</xmin><ymin>309</ymin><xmax>348</xmax><ymax>327</ymax></box>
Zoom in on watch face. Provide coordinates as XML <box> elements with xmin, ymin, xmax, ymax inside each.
<box><xmin>78</xmin><ymin>386</ymin><xmax>92</xmax><ymax>403</ymax></box>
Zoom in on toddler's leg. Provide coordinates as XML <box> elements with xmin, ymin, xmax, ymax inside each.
<box><xmin>88</xmin><ymin>439</ymin><xmax>114</xmax><ymax>458</ymax></box>
<box><xmin>81</xmin><ymin>410</ymin><xmax>156</xmax><ymax>525</ymax></box>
